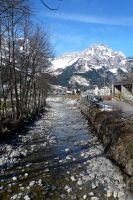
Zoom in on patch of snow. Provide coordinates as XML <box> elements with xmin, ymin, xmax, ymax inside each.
<box><xmin>94</xmin><ymin>66</ymin><xmax>102</xmax><ymax>70</ymax></box>
<box><xmin>69</xmin><ymin>76</ymin><xmax>90</xmax><ymax>86</ymax></box>
<box><xmin>120</xmin><ymin>67</ymin><xmax>128</xmax><ymax>73</ymax></box>
<box><xmin>50</xmin><ymin>57</ymin><xmax>79</xmax><ymax>72</ymax></box>
<box><xmin>109</xmin><ymin>68</ymin><xmax>118</xmax><ymax>74</ymax></box>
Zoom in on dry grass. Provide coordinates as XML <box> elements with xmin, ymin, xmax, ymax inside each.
<box><xmin>63</xmin><ymin>94</ymin><xmax>80</xmax><ymax>100</ymax></box>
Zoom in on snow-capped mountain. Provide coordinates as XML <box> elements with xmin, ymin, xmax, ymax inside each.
<box><xmin>47</xmin><ymin>44</ymin><xmax>129</xmax><ymax>88</ymax></box>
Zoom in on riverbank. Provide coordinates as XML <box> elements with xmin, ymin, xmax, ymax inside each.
<box><xmin>79</xmin><ymin>102</ymin><xmax>133</xmax><ymax>192</ymax></box>
<box><xmin>0</xmin><ymin>106</ymin><xmax>46</xmax><ymax>140</ymax></box>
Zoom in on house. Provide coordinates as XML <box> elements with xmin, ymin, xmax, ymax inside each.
<box><xmin>84</xmin><ymin>86</ymin><xmax>111</xmax><ymax>96</ymax></box>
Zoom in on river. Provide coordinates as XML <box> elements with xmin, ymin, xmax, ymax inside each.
<box><xmin>0</xmin><ymin>96</ymin><xmax>132</xmax><ymax>200</ymax></box>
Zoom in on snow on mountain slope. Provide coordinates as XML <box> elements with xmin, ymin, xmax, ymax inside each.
<box><xmin>69</xmin><ymin>76</ymin><xmax>90</xmax><ymax>87</ymax></box>
<box><xmin>53</xmin><ymin>44</ymin><xmax>127</xmax><ymax>72</ymax></box>
<box><xmin>51</xmin><ymin>57</ymin><xmax>78</xmax><ymax>71</ymax></box>
<box><xmin>109</xmin><ymin>67</ymin><xmax>128</xmax><ymax>74</ymax></box>
<box><xmin>48</xmin><ymin>44</ymin><xmax>129</xmax><ymax>88</ymax></box>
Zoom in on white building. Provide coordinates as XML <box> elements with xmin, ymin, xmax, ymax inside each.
<box><xmin>84</xmin><ymin>86</ymin><xmax>111</xmax><ymax>96</ymax></box>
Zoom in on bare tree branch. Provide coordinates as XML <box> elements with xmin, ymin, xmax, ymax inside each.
<box><xmin>40</xmin><ymin>0</ymin><xmax>59</xmax><ymax>11</ymax></box>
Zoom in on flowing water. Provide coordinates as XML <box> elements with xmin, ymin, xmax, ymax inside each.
<box><xmin>0</xmin><ymin>96</ymin><xmax>132</xmax><ymax>200</ymax></box>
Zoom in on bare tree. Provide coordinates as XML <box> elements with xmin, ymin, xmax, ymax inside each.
<box><xmin>0</xmin><ymin>0</ymin><xmax>53</xmax><ymax>124</ymax></box>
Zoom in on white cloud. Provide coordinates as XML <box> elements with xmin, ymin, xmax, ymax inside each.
<box><xmin>46</xmin><ymin>12</ymin><xmax>133</xmax><ymax>26</ymax></box>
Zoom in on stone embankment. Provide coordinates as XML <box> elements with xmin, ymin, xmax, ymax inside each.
<box><xmin>80</xmin><ymin>102</ymin><xmax>133</xmax><ymax>192</ymax></box>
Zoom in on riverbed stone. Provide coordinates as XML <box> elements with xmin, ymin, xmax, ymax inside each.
<box><xmin>29</xmin><ymin>181</ymin><xmax>35</xmax><ymax>187</ymax></box>
<box><xmin>83</xmin><ymin>194</ymin><xmax>87</xmax><ymax>199</ymax></box>
<box><xmin>91</xmin><ymin>197</ymin><xmax>99</xmax><ymax>200</ymax></box>
<box><xmin>77</xmin><ymin>179</ymin><xmax>82</xmax><ymax>186</ymax></box>
<box><xmin>66</xmin><ymin>155</ymin><xmax>71</xmax><ymax>160</ymax></box>
<box><xmin>24</xmin><ymin>195</ymin><xmax>30</xmax><ymax>200</ymax></box>
<box><xmin>64</xmin><ymin>185</ymin><xmax>72</xmax><ymax>193</ymax></box>
<box><xmin>107</xmin><ymin>190</ymin><xmax>113</xmax><ymax>197</ymax></box>
<box><xmin>24</xmin><ymin>173</ymin><xmax>28</xmax><ymax>178</ymax></box>
<box><xmin>12</xmin><ymin>176</ymin><xmax>17</xmax><ymax>181</ymax></box>
<box><xmin>11</xmin><ymin>194</ymin><xmax>18</xmax><ymax>200</ymax></box>
<box><xmin>65</xmin><ymin>148</ymin><xmax>69</xmax><ymax>152</ymax></box>
<box><xmin>113</xmin><ymin>191</ymin><xmax>118</xmax><ymax>198</ymax></box>
<box><xmin>71</xmin><ymin>176</ymin><xmax>76</xmax><ymax>181</ymax></box>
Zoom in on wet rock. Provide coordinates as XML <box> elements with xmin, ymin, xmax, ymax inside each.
<box><xmin>66</xmin><ymin>155</ymin><xmax>71</xmax><ymax>160</ymax></box>
<box><xmin>91</xmin><ymin>183</ymin><xmax>97</xmax><ymax>189</ymax></box>
<box><xmin>107</xmin><ymin>190</ymin><xmax>112</xmax><ymax>198</ymax></box>
<box><xmin>52</xmin><ymin>185</ymin><xmax>56</xmax><ymax>190</ymax></box>
<box><xmin>29</xmin><ymin>181</ymin><xmax>35</xmax><ymax>187</ymax></box>
<box><xmin>20</xmin><ymin>151</ymin><xmax>27</xmax><ymax>158</ymax></box>
<box><xmin>81</xmin><ymin>152</ymin><xmax>85</xmax><ymax>157</ymax></box>
<box><xmin>10</xmin><ymin>150</ymin><xmax>19</xmax><ymax>158</ymax></box>
<box><xmin>117</xmin><ymin>191</ymin><xmax>125</xmax><ymax>198</ymax></box>
<box><xmin>42</xmin><ymin>142</ymin><xmax>47</xmax><ymax>147</ymax></box>
<box><xmin>64</xmin><ymin>185</ymin><xmax>72</xmax><ymax>193</ymax></box>
<box><xmin>60</xmin><ymin>194</ymin><xmax>66</xmax><ymax>198</ymax></box>
<box><xmin>0</xmin><ymin>186</ymin><xmax>4</xmax><ymax>190</ymax></box>
<box><xmin>91</xmin><ymin>197</ymin><xmax>99</xmax><ymax>200</ymax></box>
<box><xmin>38</xmin><ymin>179</ymin><xmax>42</xmax><ymax>186</ymax></box>
<box><xmin>17</xmin><ymin>193</ymin><xmax>22</xmax><ymax>199</ymax></box>
<box><xmin>49</xmin><ymin>139</ymin><xmax>56</xmax><ymax>144</ymax></box>
<box><xmin>26</xmin><ymin>163</ymin><xmax>31</xmax><ymax>168</ymax></box>
<box><xmin>11</xmin><ymin>194</ymin><xmax>18</xmax><ymax>200</ymax></box>
<box><xmin>71</xmin><ymin>176</ymin><xmax>76</xmax><ymax>181</ymax></box>
<box><xmin>24</xmin><ymin>195</ymin><xmax>30</xmax><ymax>200</ymax></box>
<box><xmin>113</xmin><ymin>191</ymin><xmax>118</xmax><ymax>198</ymax></box>
<box><xmin>89</xmin><ymin>192</ymin><xmax>94</xmax><ymax>196</ymax></box>
<box><xmin>12</xmin><ymin>176</ymin><xmax>17</xmax><ymax>181</ymax></box>
<box><xmin>77</xmin><ymin>179</ymin><xmax>82</xmax><ymax>186</ymax></box>
<box><xmin>20</xmin><ymin>187</ymin><xmax>24</xmax><ymax>191</ymax></box>
<box><xmin>6</xmin><ymin>145</ymin><xmax>12</xmax><ymax>152</ymax></box>
<box><xmin>65</xmin><ymin>148</ymin><xmax>69</xmax><ymax>152</ymax></box>
<box><xmin>83</xmin><ymin>194</ymin><xmax>87</xmax><ymax>199</ymax></box>
<box><xmin>24</xmin><ymin>173</ymin><xmax>28</xmax><ymax>178</ymax></box>
<box><xmin>44</xmin><ymin>168</ymin><xmax>49</xmax><ymax>172</ymax></box>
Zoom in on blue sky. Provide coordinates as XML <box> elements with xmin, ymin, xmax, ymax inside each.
<box><xmin>29</xmin><ymin>0</ymin><xmax>133</xmax><ymax>57</ymax></box>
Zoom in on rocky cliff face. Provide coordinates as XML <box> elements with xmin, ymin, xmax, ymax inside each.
<box><xmin>47</xmin><ymin>44</ymin><xmax>129</xmax><ymax>88</ymax></box>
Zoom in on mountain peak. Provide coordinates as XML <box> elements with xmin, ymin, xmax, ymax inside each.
<box><xmin>47</xmin><ymin>44</ymin><xmax>128</xmax><ymax>88</ymax></box>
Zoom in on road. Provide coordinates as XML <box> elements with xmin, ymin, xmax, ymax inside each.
<box><xmin>103</xmin><ymin>99</ymin><xmax>133</xmax><ymax>117</ymax></box>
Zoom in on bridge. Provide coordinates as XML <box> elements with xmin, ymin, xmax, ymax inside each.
<box><xmin>112</xmin><ymin>80</ymin><xmax>133</xmax><ymax>105</ymax></box>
